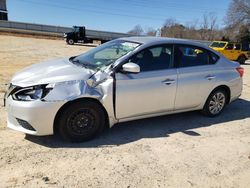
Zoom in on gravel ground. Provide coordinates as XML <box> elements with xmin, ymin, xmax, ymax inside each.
<box><xmin>0</xmin><ymin>35</ymin><xmax>250</xmax><ymax>188</ymax></box>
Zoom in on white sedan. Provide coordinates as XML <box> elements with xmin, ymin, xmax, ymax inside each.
<box><xmin>5</xmin><ymin>37</ymin><xmax>244</xmax><ymax>142</ymax></box>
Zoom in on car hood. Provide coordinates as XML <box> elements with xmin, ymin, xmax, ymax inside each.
<box><xmin>11</xmin><ymin>58</ymin><xmax>95</xmax><ymax>87</ymax></box>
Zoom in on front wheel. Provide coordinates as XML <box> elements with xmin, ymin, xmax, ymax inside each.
<box><xmin>202</xmin><ymin>89</ymin><xmax>227</xmax><ymax>117</ymax></box>
<box><xmin>57</xmin><ymin>101</ymin><xmax>106</xmax><ymax>142</ymax></box>
<box><xmin>67</xmin><ymin>39</ymin><xmax>75</xmax><ymax>45</ymax></box>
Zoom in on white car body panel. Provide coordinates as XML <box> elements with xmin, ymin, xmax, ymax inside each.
<box><xmin>115</xmin><ymin>68</ymin><xmax>177</xmax><ymax>119</ymax></box>
<box><xmin>11</xmin><ymin>58</ymin><xmax>95</xmax><ymax>87</ymax></box>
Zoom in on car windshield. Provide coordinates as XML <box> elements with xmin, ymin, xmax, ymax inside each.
<box><xmin>73</xmin><ymin>27</ymin><xmax>79</xmax><ymax>32</ymax></box>
<box><xmin>71</xmin><ymin>40</ymin><xmax>140</xmax><ymax>70</ymax></box>
<box><xmin>210</xmin><ymin>42</ymin><xmax>227</xmax><ymax>48</ymax></box>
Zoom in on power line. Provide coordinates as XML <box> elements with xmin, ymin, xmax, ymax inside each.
<box><xmin>39</xmin><ymin>0</ymin><xmax>220</xmax><ymax>21</ymax></box>
<box><xmin>103</xmin><ymin>0</ymin><xmax>227</xmax><ymax>12</ymax></box>
<box><xmin>17</xmin><ymin>0</ymin><xmax>166</xmax><ymax>21</ymax></box>
<box><xmin>34</xmin><ymin>0</ymin><xmax>177</xmax><ymax>19</ymax></box>
<box><xmin>13</xmin><ymin>0</ymin><xmax>226</xmax><ymax>29</ymax></box>
<box><xmin>16</xmin><ymin>0</ymin><xmax>211</xmax><ymax>24</ymax></box>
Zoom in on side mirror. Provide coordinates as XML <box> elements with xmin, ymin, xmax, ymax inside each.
<box><xmin>122</xmin><ymin>63</ymin><xmax>140</xmax><ymax>73</ymax></box>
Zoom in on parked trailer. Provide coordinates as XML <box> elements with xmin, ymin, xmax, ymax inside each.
<box><xmin>0</xmin><ymin>20</ymin><xmax>211</xmax><ymax>46</ymax></box>
<box><xmin>0</xmin><ymin>20</ymin><xmax>72</xmax><ymax>34</ymax></box>
<box><xmin>64</xmin><ymin>26</ymin><xmax>133</xmax><ymax>45</ymax></box>
<box><xmin>0</xmin><ymin>21</ymin><xmax>134</xmax><ymax>44</ymax></box>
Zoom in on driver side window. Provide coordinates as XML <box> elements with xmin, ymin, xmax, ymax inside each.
<box><xmin>128</xmin><ymin>45</ymin><xmax>173</xmax><ymax>72</ymax></box>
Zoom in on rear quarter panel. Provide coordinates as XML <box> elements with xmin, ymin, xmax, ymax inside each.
<box><xmin>207</xmin><ymin>59</ymin><xmax>242</xmax><ymax>103</ymax></box>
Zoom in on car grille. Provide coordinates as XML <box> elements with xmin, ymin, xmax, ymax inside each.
<box><xmin>16</xmin><ymin>118</ymin><xmax>36</xmax><ymax>131</ymax></box>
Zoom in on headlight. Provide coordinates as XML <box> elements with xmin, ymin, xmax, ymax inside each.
<box><xmin>12</xmin><ymin>84</ymin><xmax>53</xmax><ymax>101</ymax></box>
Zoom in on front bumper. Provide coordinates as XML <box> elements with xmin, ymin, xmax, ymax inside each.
<box><xmin>5</xmin><ymin>96</ymin><xmax>65</xmax><ymax>136</ymax></box>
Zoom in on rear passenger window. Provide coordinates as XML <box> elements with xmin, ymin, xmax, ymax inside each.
<box><xmin>174</xmin><ymin>45</ymin><xmax>210</xmax><ymax>67</ymax></box>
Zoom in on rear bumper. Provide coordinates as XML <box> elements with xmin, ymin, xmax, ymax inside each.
<box><xmin>6</xmin><ymin>96</ymin><xmax>65</xmax><ymax>136</ymax></box>
<box><xmin>229</xmin><ymin>77</ymin><xmax>243</xmax><ymax>103</ymax></box>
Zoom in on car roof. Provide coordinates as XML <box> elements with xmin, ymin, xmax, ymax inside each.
<box><xmin>118</xmin><ymin>36</ymin><xmax>222</xmax><ymax>58</ymax></box>
<box><xmin>212</xmin><ymin>41</ymin><xmax>228</xmax><ymax>43</ymax></box>
<box><xmin>119</xmin><ymin>36</ymin><xmax>210</xmax><ymax>48</ymax></box>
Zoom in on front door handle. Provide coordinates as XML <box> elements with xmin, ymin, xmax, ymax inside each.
<box><xmin>205</xmin><ymin>75</ymin><xmax>216</xmax><ymax>80</ymax></box>
<box><xmin>162</xmin><ymin>78</ymin><xmax>175</xmax><ymax>85</ymax></box>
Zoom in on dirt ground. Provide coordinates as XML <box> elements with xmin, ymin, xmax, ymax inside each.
<box><xmin>0</xmin><ymin>35</ymin><xmax>250</xmax><ymax>188</ymax></box>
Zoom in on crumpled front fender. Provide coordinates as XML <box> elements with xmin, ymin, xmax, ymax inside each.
<box><xmin>43</xmin><ymin>80</ymin><xmax>103</xmax><ymax>102</ymax></box>
<box><xmin>43</xmin><ymin>78</ymin><xmax>117</xmax><ymax>127</ymax></box>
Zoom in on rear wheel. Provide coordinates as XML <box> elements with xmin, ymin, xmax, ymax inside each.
<box><xmin>58</xmin><ymin>101</ymin><xmax>106</xmax><ymax>142</ymax></box>
<box><xmin>202</xmin><ymin>89</ymin><xmax>227</xmax><ymax>117</ymax></box>
<box><xmin>237</xmin><ymin>56</ymin><xmax>246</xmax><ymax>64</ymax></box>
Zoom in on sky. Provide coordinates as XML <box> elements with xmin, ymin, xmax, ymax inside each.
<box><xmin>7</xmin><ymin>0</ymin><xmax>231</xmax><ymax>33</ymax></box>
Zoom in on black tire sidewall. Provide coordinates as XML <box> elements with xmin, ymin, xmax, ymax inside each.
<box><xmin>67</xmin><ymin>39</ymin><xmax>74</xmax><ymax>45</ymax></box>
<box><xmin>238</xmin><ymin>56</ymin><xmax>246</xmax><ymax>64</ymax></box>
<box><xmin>58</xmin><ymin>101</ymin><xmax>105</xmax><ymax>142</ymax></box>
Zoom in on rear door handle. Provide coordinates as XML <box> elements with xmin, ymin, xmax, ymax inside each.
<box><xmin>162</xmin><ymin>78</ymin><xmax>175</xmax><ymax>85</ymax></box>
<box><xmin>205</xmin><ymin>75</ymin><xmax>216</xmax><ymax>80</ymax></box>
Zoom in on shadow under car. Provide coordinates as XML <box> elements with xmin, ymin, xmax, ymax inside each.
<box><xmin>25</xmin><ymin>98</ymin><xmax>250</xmax><ymax>148</ymax></box>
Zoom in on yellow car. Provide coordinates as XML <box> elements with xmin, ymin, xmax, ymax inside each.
<box><xmin>210</xmin><ymin>41</ymin><xmax>248</xmax><ymax>64</ymax></box>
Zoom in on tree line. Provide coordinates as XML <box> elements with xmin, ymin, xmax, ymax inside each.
<box><xmin>127</xmin><ymin>0</ymin><xmax>250</xmax><ymax>45</ymax></box>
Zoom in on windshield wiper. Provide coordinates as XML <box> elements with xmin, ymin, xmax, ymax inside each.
<box><xmin>69</xmin><ymin>57</ymin><xmax>82</xmax><ymax>66</ymax></box>
<box><xmin>70</xmin><ymin>59</ymin><xmax>84</xmax><ymax>66</ymax></box>
<box><xmin>72</xmin><ymin>59</ymin><xmax>97</xmax><ymax>70</ymax></box>
<box><xmin>81</xmin><ymin>62</ymin><xmax>97</xmax><ymax>69</ymax></box>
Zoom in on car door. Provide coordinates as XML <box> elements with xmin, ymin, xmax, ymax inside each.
<box><xmin>78</xmin><ymin>27</ymin><xmax>84</xmax><ymax>40</ymax></box>
<box><xmin>223</xmin><ymin>43</ymin><xmax>234</xmax><ymax>60</ymax></box>
<box><xmin>234</xmin><ymin>43</ymin><xmax>241</xmax><ymax>60</ymax></box>
<box><xmin>115</xmin><ymin>44</ymin><xmax>177</xmax><ymax>119</ymax></box>
<box><xmin>174</xmin><ymin>44</ymin><xmax>218</xmax><ymax>110</ymax></box>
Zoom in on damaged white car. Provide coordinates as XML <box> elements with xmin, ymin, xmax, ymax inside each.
<box><xmin>5</xmin><ymin>37</ymin><xmax>243</xmax><ymax>142</ymax></box>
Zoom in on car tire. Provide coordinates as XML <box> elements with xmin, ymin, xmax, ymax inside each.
<box><xmin>237</xmin><ymin>56</ymin><xmax>246</xmax><ymax>64</ymax></box>
<box><xmin>58</xmin><ymin>101</ymin><xmax>106</xmax><ymax>142</ymax></box>
<box><xmin>202</xmin><ymin>89</ymin><xmax>227</xmax><ymax>117</ymax></box>
<box><xmin>67</xmin><ymin>39</ymin><xmax>75</xmax><ymax>45</ymax></box>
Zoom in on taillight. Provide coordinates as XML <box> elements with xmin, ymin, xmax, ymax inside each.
<box><xmin>236</xmin><ymin>67</ymin><xmax>244</xmax><ymax>77</ymax></box>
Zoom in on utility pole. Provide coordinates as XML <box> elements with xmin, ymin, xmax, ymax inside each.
<box><xmin>0</xmin><ymin>0</ymin><xmax>8</xmax><ymax>20</ymax></box>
